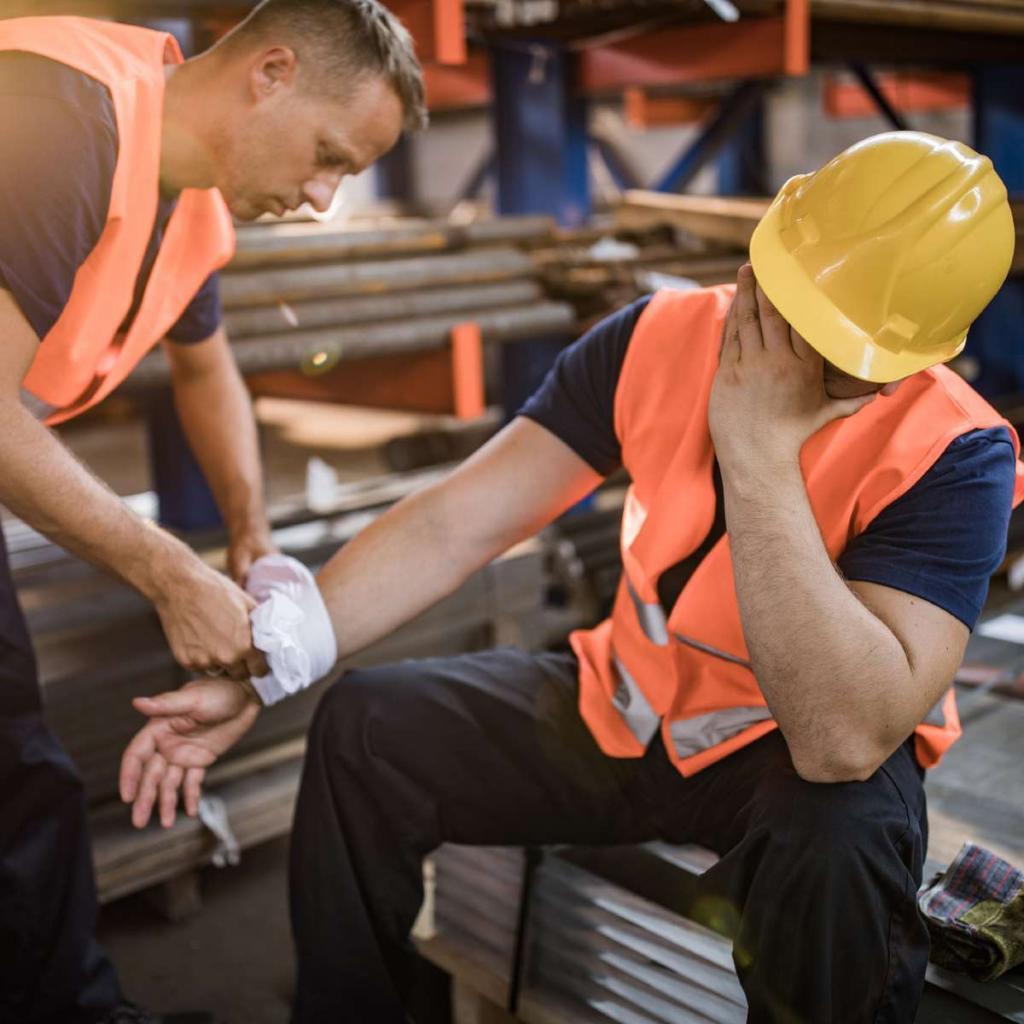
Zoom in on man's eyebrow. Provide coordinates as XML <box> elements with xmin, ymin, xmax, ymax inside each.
<box><xmin>320</xmin><ymin>140</ymin><xmax>356</xmax><ymax>166</ymax></box>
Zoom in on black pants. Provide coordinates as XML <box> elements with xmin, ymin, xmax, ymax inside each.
<box><xmin>290</xmin><ymin>648</ymin><xmax>930</xmax><ymax>1023</ymax></box>
<box><xmin>0</xmin><ymin>535</ymin><xmax>121</xmax><ymax>1024</ymax></box>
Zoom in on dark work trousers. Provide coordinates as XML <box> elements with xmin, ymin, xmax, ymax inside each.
<box><xmin>290</xmin><ymin>648</ymin><xmax>930</xmax><ymax>1024</ymax></box>
<box><xmin>0</xmin><ymin>533</ymin><xmax>121</xmax><ymax>1024</ymax></box>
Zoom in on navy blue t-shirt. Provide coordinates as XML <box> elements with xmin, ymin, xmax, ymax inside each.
<box><xmin>0</xmin><ymin>52</ymin><xmax>221</xmax><ymax>345</ymax></box>
<box><xmin>520</xmin><ymin>295</ymin><xmax>1017</xmax><ymax>630</ymax></box>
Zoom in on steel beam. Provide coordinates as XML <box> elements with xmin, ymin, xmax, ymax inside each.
<box><xmin>489</xmin><ymin>40</ymin><xmax>584</xmax><ymax>417</ymax></box>
<box><xmin>969</xmin><ymin>66</ymin><xmax>1024</xmax><ymax>400</ymax></box>
<box><xmin>653</xmin><ymin>80</ymin><xmax>768</xmax><ymax>194</ymax></box>
<box><xmin>849</xmin><ymin>63</ymin><xmax>911</xmax><ymax>131</ymax></box>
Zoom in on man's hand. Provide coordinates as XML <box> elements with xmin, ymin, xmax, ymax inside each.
<box><xmin>708</xmin><ymin>264</ymin><xmax>876</xmax><ymax>477</ymax></box>
<box><xmin>152</xmin><ymin>557</ymin><xmax>268</xmax><ymax>680</ymax></box>
<box><xmin>227</xmin><ymin>524</ymin><xmax>277</xmax><ymax>586</ymax></box>
<box><xmin>120</xmin><ymin>678</ymin><xmax>261</xmax><ymax>829</ymax></box>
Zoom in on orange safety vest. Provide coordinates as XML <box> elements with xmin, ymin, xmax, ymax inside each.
<box><xmin>0</xmin><ymin>17</ymin><xmax>235</xmax><ymax>425</ymax></box>
<box><xmin>571</xmin><ymin>285</ymin><xmax>1024</xmax><ymax>776</ymax></box>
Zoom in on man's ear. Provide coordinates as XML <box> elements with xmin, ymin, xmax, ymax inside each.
<box><xmin>879</xmin><ymin>379</ymin><xmax>904</xmax><ymax>398</ymax></box>
<box><xmin>250</xmin><ymin>45</ymin><xmax>298</xmax><ymax>100</ymax></box>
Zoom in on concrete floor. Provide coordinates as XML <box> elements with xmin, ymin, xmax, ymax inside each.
<box><xmin>97</xmin><ymin>837</ymin><xmax>295</xmax><ymax>1024</ymax></box>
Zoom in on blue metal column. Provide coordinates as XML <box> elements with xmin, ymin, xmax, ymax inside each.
<box><xmin>715</xmin><ymin>89</ymin><xmax>767</xmax><ymax>196</ymax></box>
<box><xmin>139</xmin><ymin>18</ymin><xmax>223</xmax><ymax>531</ymax></box>
<box><xmin>969</xmin><ymin>67</ymin><xmax>1024</xmax><ymax>400</ymax></box>
<box><xmin>375</xmin><ymin>134</ymin><xmax>417</xmax><ymax>205</ymax></box>
<box><xmin>655</xmin><ymin>80</ymin><xmax>767</xmax><ymax>194</ymax></box>
<box><xmin>491</xmin><ymin>42</ymin><xmax>590</xmax><ymax>226</ymax></box>
<box><xmin>490</xmin><ymin>42</ymin><xmax>589</xmax><ymax>416</ymax></box>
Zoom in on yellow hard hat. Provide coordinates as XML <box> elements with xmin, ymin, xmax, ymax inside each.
<box><xmin>750</xmin><ymin>131</ymin><xmax>1015</xmax><ymax>382</ymax></box>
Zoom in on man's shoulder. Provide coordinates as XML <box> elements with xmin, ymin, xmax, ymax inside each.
<box><xmin>0</xmin><ymin>50</ymin><xmax>117</xmax><ymax>138</ymax></box>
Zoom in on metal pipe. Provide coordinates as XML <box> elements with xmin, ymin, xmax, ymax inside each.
<box><xmin>130</xmin><ymin>302</ymin><xmax>576</xmax><ymax>388</ymax></box>
<box><xmin>220</xmin><ymin>248</ymin><xmax>534</xmax><ymax>308</ymax></box>
<box><xmin>229</xmin><ymin>215</ymin><xmax>555</xmax><ymax>269</ymax></box>
<box><xmin>224</xmin><ymin>280</ymin><xmax>543</xmax><ymax>338</ymax></box>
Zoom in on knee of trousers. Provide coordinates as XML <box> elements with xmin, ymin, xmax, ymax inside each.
<box><xmin>736</xmin><ymin>770</ymin><xmax>923</xmax><ymax>908</ymax></box>
<box><xmin>307</xmin><ymin>665</ymin><xmax>415</xmax><ymax>778</ymax></box>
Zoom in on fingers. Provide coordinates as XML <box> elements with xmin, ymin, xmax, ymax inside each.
<box><xmin>720</xmin><ymin>291</ymin><xmax>740</xmax><ymax>364</ymax></box>
<box><xmin>133</xmin><ymin>689</ymin><xmax>204</xmax><ymax>719</ymax></box>
<box><xmin>734</xmin><ymin>264</ymin><xmax>764</xmax><ymax>357</ymax></box>
<box><xmin>223</xmin><ymin>659</ymin><xmax>252</xmax><ymax>683</ymax></box>
<box><xmin>753</xmin><ymin>281</ymin><xmax>791</xmax><ymax>352</ymax></box>
<box><xmin>120</xmin><ymin>724</ymin><xmax>157</xmax><ymax>803</ymax></box>
<box><xmin>184</xmin><ymin>767</ymin><xmax>205</xmax><ymax>818</ymax></box>
<box><xmin>245</xmin><ymin>648</ymin><xmax>269</xmax><ymax>679</ymax></box>
<box><xmin>132</xmin><ymin>750</ymin><xmax>168</xmax><ymax>829</ymax></box>
<box><xmin>159</xmin><ymin>764</ymin><xmax>184</xmax><ymax>829</ymax></box>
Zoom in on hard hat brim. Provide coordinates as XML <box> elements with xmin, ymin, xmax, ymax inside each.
<box><xmin>749</xmin><ymin>198</ymin><xmax>967</xmax><ymax>384</ymax></box>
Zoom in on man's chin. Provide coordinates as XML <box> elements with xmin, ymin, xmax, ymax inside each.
<box><xmin>226</xmin><ymin>197</ymin><xmax>262</xmax><ymax>222</ymax></box>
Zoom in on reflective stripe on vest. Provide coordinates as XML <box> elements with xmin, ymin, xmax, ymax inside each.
<box><xmin>669</xmin><ymin>706</ymin><xmax>774</xmax><ymax>760</ymax></box>
<box><xmin>611</xmin><ymin>654</ymin><xmax>660</xmax><ymax>746</ymax></box>
<box><xmin>626</xmin><ymin>576</ymin><xmax>753</xmax><ymax>669</ymax></box>
<box><xmin>625</xmin><ymin>577</ymin><xmax>669</xmax><ymax>646</ymax></box>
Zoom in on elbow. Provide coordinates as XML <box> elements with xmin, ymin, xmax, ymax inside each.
<box><xmin>788</xmin><ymin>733</ymin><xmax>887</xmax><ymax>785</ymax></box>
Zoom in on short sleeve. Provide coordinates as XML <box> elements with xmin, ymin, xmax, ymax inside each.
<box><xmin>165</xmin><ymin>272</ymin><xmax>223</xmax><ymax>344</ymax></box>
<box><xmin>517</xmin><ymin>295</ymin><xmax>652</xmax><ymax>475</ymax></box>
<box><xmin>837</xmin><ymin>427</ymin><xmax>1017</xmax><ymax>629</ymax></box>
<box><xmin>0</xmin><ymin>54</ymin><xmax>117</xmax><ymax>340</ymax></box>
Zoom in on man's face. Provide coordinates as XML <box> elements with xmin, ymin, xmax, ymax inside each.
<box><xmin>215</xmin><ymin>51</ymin><xmax>404</xmax><ymax>221</ymax></box>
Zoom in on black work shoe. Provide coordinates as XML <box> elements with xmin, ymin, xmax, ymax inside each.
<box><xmin>98</xmin><ymin>1004</ymin><xmax>215</xmax><ymax>1024</ymax></box>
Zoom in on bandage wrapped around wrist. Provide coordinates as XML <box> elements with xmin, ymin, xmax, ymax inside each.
<box><xmin>246</xmin><ymin>554</ymin><xmax>337</xmax><ymax>706</ymax></box>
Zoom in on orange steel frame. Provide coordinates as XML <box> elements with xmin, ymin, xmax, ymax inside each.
<box><xmin>579</xmin><ymin>0</ymin><xmax>809</xmax><ymax>93</ymax></box>
<box><xmin>824</xmin><ymin>70</ymin><xmax>970</xmax><ymax>119</ymax></box>
<box><xmin>396</xmin><ymin>0</ymin><xmax>811</xmax><ymax>111</ymax></box>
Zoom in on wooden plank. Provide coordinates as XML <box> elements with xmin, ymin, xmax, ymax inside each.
<box><xmin>811</xmin><ymin>0</ymin><xmax>1024</xmax><ymax>33</ymax></box>
<box><xmin>617</xmin><ymin>192</ymin><xmax>769</xmax><ymax>249</ymax></box>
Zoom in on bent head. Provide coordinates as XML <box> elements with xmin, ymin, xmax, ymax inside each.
<box><xmin>201</xmin><ymin>0</ymin><xmax>427</xmax><ymax>220</ymax></box>
<box><xmin>749</xmin><ymin>131</ymin><xmax>1014</xmax><ymax>385</ymax></box>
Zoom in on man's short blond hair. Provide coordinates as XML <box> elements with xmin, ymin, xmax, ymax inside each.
<box><xmin>222</xmin><ymin>0</ymin><xmax>428</xmax><ymax>132</ymax></box>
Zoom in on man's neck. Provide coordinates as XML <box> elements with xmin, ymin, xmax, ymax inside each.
<box><xmin>160</xmin><ymin>59</ymin><xmax>217</xmax><ymax>196</ymax></box>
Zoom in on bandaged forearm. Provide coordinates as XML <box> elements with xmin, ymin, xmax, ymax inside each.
<box><xmin>246</xmin><ymin>554</ymin><xmax>337</xmax><ymax>706</ymax></box>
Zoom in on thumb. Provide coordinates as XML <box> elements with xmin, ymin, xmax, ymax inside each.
<box><xmin>133</xmin><ymin>689</ymin><xmax>202</xmax><ymax>718</ymax></box>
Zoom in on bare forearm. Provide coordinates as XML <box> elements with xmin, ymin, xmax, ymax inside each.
<box><xmin>316</xmin><ymin>483</ymin><xmax>487</xmax><ymax>659</ymax></box>
<box><xmin>722</xmin><ymin>459</ymin><xmax>913</xmax><ymax>779</ymax></box>
<box><xmin>168</xmin><ymin>340</ymin><xmax>267</xmax><ymax>536</ymax></box>
<box><xmin>0</xmin><ymin>400</ymin><xmax>190</xmax><ymax>599</ymax></box>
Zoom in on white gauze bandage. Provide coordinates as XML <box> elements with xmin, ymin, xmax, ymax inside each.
<box><xmin>246</xmin><ymin>554</ymin><xmax>337</xmax><ymax>706</ymax></box>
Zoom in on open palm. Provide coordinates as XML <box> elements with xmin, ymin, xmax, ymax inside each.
<box><xmin>120</xmin><ymin>678</ymin><xmax>261</xmax><ymax>828</ymax></box>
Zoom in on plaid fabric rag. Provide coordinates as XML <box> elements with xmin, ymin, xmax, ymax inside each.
<box><xmin>918</xmin><ymin>842</ymin><xmax>1024</xmax><ymax>981</ymax></box>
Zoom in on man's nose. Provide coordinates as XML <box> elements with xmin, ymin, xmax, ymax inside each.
<box><xmin>302</xmin><ymin>172</ymin><xmax>343</xmax><ymax>214</ymax></box>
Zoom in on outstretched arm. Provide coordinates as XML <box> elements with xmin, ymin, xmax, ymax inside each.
<box><xmin>122</xmin><ymin>417</ymin><xmax>604</xmax><ymax>826</ymax></box>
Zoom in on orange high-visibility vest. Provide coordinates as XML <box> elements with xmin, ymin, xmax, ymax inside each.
<box><xmin>571</xmin><ymin>285</ymin><xmax>1024</xmax><ymax>776</ymax></box>
<box><xmin>0</xmin><ymin>17</ymin><xmax>235</xmax><ymax>425</ymax></box>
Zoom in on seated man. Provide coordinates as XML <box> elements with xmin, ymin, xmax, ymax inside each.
<box><xmin>122</xmin><ymin>131</ymin><xmax>1022</xmax><ymax>1023</ymax></box>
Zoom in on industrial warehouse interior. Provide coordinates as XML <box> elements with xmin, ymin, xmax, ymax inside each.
<box><xmin>1</xmin><ymin>1</ymin><xmax>1023</xmax><ymax>1022</ymax></box>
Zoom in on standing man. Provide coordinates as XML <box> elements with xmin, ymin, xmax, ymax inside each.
<box><xmin>0</xmin><ymin>2</ymin><xmax>425</xmax><ymax>1022</ymax></box>
<box><xmin>125</xmin><ymin>132</ymin><xmax>1019</xmax><ymax>1021</ymax></box>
